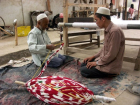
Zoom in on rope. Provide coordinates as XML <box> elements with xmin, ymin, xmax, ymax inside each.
<box><xmin>32</xmin><ymin>50</ymin><xmax>51</xmax><ymax>79</ymax></box>
<box><xmin>32</xmin><ymin>43</ymin><xmax>64</xmax><ymax>79</ymax></box>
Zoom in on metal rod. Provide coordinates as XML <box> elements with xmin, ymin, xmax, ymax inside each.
<box><xmin>58</xmin><ymin>20</ymin><xmax>140</xmax><ymax>29</ymax></box>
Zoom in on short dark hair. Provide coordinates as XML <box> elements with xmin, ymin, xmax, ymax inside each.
<box><xmin>110</xmin><ymin>3</ymin><xmax>113</xmax><ymax>6</ymax></box>
<box><xmin>130</xmin><ymin>4</ymin><xmax>134</xmax><ymax>9</ymax></box>
<box><xmin>95</xmin><ymin>13</ymin><xmax>111</xmax><ymax>20</ymax></box>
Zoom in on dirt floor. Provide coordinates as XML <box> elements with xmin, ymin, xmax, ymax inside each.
<box><xmin>0</xmin><ymin>28</ymin><xmax>140</xmax><ymax>105</ymax></box>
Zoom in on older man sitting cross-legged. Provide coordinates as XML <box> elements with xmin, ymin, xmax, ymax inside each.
<box><xmin>27</xmin><ymin>13</ymin><xmax>66</xmax><ymax>68</ymax></box>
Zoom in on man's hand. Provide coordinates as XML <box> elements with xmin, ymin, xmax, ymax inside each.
<box><xmin>83</xmin><ymin>56</ymin><xmax>94</xmax><ymax>63</ymax></box>
<box><xmin>46</xmin><ymin>44</ymin><xmax>55</xmax><ymax>50</ymax></box>
<box><xmin>86</xmin><ymin>62</ymin><xmax>97</xmax><ymax>69</ymax></box>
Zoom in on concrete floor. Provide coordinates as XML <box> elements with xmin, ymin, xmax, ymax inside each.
<box><xmin>0</xmin><ymin>28</ymin><xmax>140</xmax><ymax>105</ymax></box>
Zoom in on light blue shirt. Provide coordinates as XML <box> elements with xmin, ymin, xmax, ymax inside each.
<box><xmin>27</xmin><ymin>27</ymin><xmax>54</xmax><ymax>66</ymax></box>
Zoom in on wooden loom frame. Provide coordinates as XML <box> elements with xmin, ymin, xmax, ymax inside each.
<box><xmin>62</xmin><ymin>0</ymin><xmax>140</xmax><ymax>71</ymax></box>
<box><xmin>63</xmin><ymin>0</ymin><xmax>105</xmax><ymax>53</ymax></box>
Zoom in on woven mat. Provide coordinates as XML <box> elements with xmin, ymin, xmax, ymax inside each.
<box><xmin>0</xmin><ymin>56</ymin><xmax>138</xmax><ymax>105</ymax></box>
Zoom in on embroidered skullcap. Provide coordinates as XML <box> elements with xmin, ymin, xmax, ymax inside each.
<box><xmin>96</xmin><ymin>7</ymin><xmax>110</xmax><ymax>15</ymax></box>
<box><xmin>37</xmin><ymin>13</ymin><xmax>48</xmax><ymax>21</ymax></box>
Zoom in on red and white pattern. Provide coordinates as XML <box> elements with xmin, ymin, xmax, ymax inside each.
<box><xmin>16</xmin><ymin>43</ymin><xmax>115</xmax><ymax>104</ymax></box>
<box><xmin>26</xmin><ymin>76</ymin><xmax>94</xmax><ymax>105</ymax></box>
<box><xmin>25</xmin><ymin>43</ymin><xmax>94</xmax><ymax>104</ymax></box>
<box><xmin>37</xmin><ymin>43</ymin><xmax>64</xmax><ymax>77</ymax></box>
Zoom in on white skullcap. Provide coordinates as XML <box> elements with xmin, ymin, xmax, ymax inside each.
<box><xmin>96</xmin><ymin>7</ymin><xmax>110</xmax><ymax>15</ymax></box>
<box><xmin>37</xmin><ymin>13</ymin><xmax>48</xmax><ymax>21</ymax></box>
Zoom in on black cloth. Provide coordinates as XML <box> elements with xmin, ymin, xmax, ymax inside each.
<box><xmin>80</xmin><ymin>59</ymin><xmax>117</xmax><ymax>78</ymax></box>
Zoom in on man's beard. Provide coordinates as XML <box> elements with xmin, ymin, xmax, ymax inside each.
<box><xmin>39</xmin><ymin>25</ymin><xmax>45</xmax><ymax>31</ymax></box>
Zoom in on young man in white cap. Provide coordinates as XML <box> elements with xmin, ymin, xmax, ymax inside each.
<box><xmin>80</xmin><ymin>7</ymin><xmax>125</xmax><ymax>78</ymax></box>
<box><xmin>27</xmin><ymin>13</ymin><xmax>66</xmax><ymax>67</ymax></box>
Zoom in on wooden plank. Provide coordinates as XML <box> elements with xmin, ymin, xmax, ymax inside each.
<box><xmin>69</xmin><ymin>41</ymin><xmax>98</xmax><ymax>45</ymax></box>
<box><xmin>63</xmin><ymin>0</ymin><xmax>69</xmax><ymax>54</ymax></box>
<box><xmin>0</xmin><ymin>27</ymin><xmax>13</xmax><ymax>36</ymax></box>
<box><xmin>123</xmin><ymin>56</ymin><xmax>136</xmax><ymax>63</ymax></box>
<box><xmin>47</xmin><ymin>0</ymin><xmax>51</xmax><ymax>11</ymax></box>
<box><xmin>125</xmin><ymin>38</ymin><xmax>140</xmax><ymax>41</ymax></box>
<box><xmin>66</xmin><ymin>47</ymin><xmax>97</xmax><ymax>55</ymax></box>
<box><xmin>59</xmin><ymin>30</ymin><xmax>97</xmax><ymax>35</ymax></box>
<box><xmin>68</xmin><ymin>3</ymin><xmax>106</xmax><ymax>8</ymax></box>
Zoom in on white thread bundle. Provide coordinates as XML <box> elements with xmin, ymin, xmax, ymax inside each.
<box><xmin>93</xmin><ymin>95</ymin><xmax>116</xmax><ymax>102</ymax></box>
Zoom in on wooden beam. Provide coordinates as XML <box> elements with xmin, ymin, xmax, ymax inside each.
<box><xmin>68</xmin><ymin>3</ymin><xmax>106</xmax><ymax>7</ymax></box>
<box><xmin>0</xmin><ymin>27</ymin><xmax>13</xmax><ymax>36</ymax></box>
<box><xmin>116</xmin><ymin>0</ymin><xmax>119</xmax><ymax>10</ymax></box>
<box><xmin>137</xmin><ymin>0</ymin><xmax>140</xmax><ymax>20</ymax></box>
<box><xmin>80</xmin><ymin>0</ymin><xmax>82</xmax><ymax>10</ymax></box>
<box><xmin>125</xmin><ymin>0</ymin><xmax>127</xmax><ymax>20</ymax></box>
<box><xmin>66</xmin><ymin>47</ymin><xmax>97</xmax><ymax>55</ymax></box>
<box><xmin>125</xmin><ymin>38</ymin><xmax>140</xmax><ymax>41</ymax></box>
<box><xmin>94</xmin><ymin>0</ymin><xmax>98</xmax><ymax>19</ymax></box>
<box><xmin>21</xmin><ymin>0</ymin><xmax>25</xmax><ymax>26</ymax></box>
<box><xmin>123</xmin><ymin>56</ymin><xmax>136</xmax><ymax>63</ymax></box>
<box><xmin>72</xmin><ymin>0</ymin><xmax>78</xmax><ymax>17</ymax></box>
<box><xmin>63</xmin><ymin>0</ymin><xmax>69</xmax><ymax>54</ymax></box>
<box><xmin>105</xmin><ymin>0</ymin><xmax>106</xmax><ymax>4</ymax></box>
<box><xmin>47</xmin><ymin>0</ymin><xmax>51</xmax><ymax>11</ymax></box>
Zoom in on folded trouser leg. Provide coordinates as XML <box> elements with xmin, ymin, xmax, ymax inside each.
<box><xmin>58</xmin><ymin>54</ymin><xmax>66</xmax><ymax>62</ymax></box>
<box><xmin>47</xmin><ymin>57</ymin><xmax>63</xmax><ymax>68</ymax></box>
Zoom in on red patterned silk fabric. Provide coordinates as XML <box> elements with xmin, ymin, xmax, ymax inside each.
<box><xmin>26</xmin><ymin>76</ymin><xmax>94</xmax><ymax>105</ymax></box>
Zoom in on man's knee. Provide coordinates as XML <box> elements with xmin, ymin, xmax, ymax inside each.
<box><xmin>48</xmin><ymin>57</ymin><xmax>63</xmax><ymax>68</ymax></box>
<box><xmin>58</xmin><ymin>54</ymin><xmax>66</xmax><ymax>61</ymax></box>
<box><xmin>54</xmin><ymin>58</ymin><xmax>63</xmax><ymax>67</ymax></box>
<box><xmin>57</xmin><ymin>58</ymin><xmax>63</xmax><ymax>65</ymax></box>
<box><xmin>80</xmin><ymin>66</ymin><xmax>90</xmax><ymax>77</ymax></box>
<box><xmin>81</xmin><ymin>62</ymin><xmax>86</xmax><ymax>67</ymax></box>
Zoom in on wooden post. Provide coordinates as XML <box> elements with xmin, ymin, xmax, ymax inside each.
<box><xmin>63</xmin><ymin>0</ymin><xmax>68</xmax><ymax>54</ymax></box>
<box><xmin>134</xmin><ymin>47</ymin><xmax>140</xmax><ymax>71</ymax></box>
<box><xmin>94</xmin><ymin>0</ymin><xmax>98</xmax><ymax>20</ymax></box>
<box><xmin>15</xmin><ymin>22</ymin><xmax>18</xmax><ymax>46</ymax></box>
<box><xmin>105</xmin><ymin>0</ymin><xmax>107</xmax><ymax>7</ymax></box>
<box><xmin>116</xmin><ymin>0</ymin><xmax>119</xmax><ymax>10</ymax></box>
<box><xmin>80</xmin><ymin>0</ymin><xmax>82</xmax><ymax>10</ymax></box>
<box><xmin>21</xmin><ymin>0</ymin><xmax>25</xmax><ymax>26</ymax></box>
<box><xmin>125</xmin><ymin>0</ymin><xmax>127</xmax><ymax>20</ymax></box>
<box><xmin>47</xmin><ymin>0</ymin><xmax>51</xmax><ymax>11</ymax></box>
<box><xmin>137</xmin><ymin>0</ymin><xmax>140</xmax><ymax>20</ymax></box>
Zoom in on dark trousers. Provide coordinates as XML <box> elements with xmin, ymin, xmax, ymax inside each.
<box><xmin>80</xmin><ymin>59</ymin><xmax>116</xmax><ymax>78</ymax></box>
<box><xmin>47</xmin><ymin>54</ymin><xmax>66</xmax><ymax>68</ymax></box>
<box><xmin>41</xmin><ymin>54</ymin><xmax>66</xmax><ymax>68</ymax></box>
